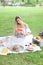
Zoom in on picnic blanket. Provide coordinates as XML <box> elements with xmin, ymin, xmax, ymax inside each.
<box><xmin>0</xmin><ymin>36</ymin><xmax>41</xmax><ymax>55</ymax></box>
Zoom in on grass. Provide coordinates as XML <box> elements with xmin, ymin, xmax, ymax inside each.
<box><xmin>0</xmin><ymin>51</ymin><xmax>43</xmax><ymax>65</ymax></box>
<box><xmin>0</xmin><ymin>6</ymin><xmax>43</xmax><ymax>36</ymax></box>
<box><xmin>0</xmin><ymin>6</ymin><xmax>43</xmax><ymax>65</ymax></box>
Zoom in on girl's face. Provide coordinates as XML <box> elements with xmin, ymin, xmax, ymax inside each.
<box><xmin>16</xmin><ymin>18</ymin><xmax>22</xmax><ymax>24</ymax></box>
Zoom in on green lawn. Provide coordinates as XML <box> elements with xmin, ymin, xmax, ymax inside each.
<box><xmin>0</xmin><ymin>6</ymin><xmax>43</xmax><ymax>36</ymax></box>
<box><xmin>0</xmin><ymin>6</ymin><xmax>43</xmax><ymax>65</ymax></box>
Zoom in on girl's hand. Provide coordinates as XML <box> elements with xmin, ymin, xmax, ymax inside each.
<box><xmin>26</xmin><ymin>33</ymin><xmax>31</xmax><ymax>36</ymax></box>
<box><xmin>0</xmin><ymin>41</ymin><xmax>4</xmax><ymax>46</ymax></box>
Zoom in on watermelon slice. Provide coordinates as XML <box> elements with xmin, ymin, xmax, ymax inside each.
<box><xmin>16</xmin><ymin>28</ymin><xmax>23</xmax><ymax>33</ymax></box>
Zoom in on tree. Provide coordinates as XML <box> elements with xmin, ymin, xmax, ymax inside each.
<box><xmin>27</xmin><ymin>0</ymin><xmax>30</xmax><ymax>3</ymax></box>
<box><xmin>36</xmin><ymin>0</ymin><xmax>39</xmax><ymax>4</ymax></box>
<box><xmin>22</xmin><ymin>0</ymin><xmax>24</xmax><ymax>2</ymax></box>
<box><xmin>0</xmin><ymin>0</ymin><xmax>5</xmax><ymax>6</ymax></box>
<box><xmin>1</xmin><ymin>0</ymin><xmax>4</xmax><ymax>2</ymax></box>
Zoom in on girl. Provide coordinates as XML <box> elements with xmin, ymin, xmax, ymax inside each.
<box><xmin>13</xmin><ymin>16</ymin><xmax>33</xmax><ymax>48</ymax></box>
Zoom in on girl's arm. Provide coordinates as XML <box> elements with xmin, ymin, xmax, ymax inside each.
<box><xmin>0</xmin><ymin>41</ymin><xmax>4</xmax><ymax>46</ymax></box>
<box><xmin>24</xmin><ymin>23</ymin><xmax>31</xmax><ymax>36</ymax></box>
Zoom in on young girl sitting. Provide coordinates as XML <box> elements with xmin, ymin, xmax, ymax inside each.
<box><xmin>13</xmin><ymin>16</ymin><xmax>33</xmax><ymax>48</ymax></box>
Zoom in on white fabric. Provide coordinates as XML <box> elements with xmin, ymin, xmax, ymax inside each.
<box><xmin>0</xmin><ymin>35</ymin><xmax>33</xmax><ymax>48</ymax></box>
<box><xmin>26</xmin><ymin>28</ymin><xmax>31</xmax><ymax>33</ymax></box>
<box><xmin>0</xmin><ymin>35</ymin><xmax>41</xmax><ymax>55</ymax></box>
<box><xmin>0</xmin><ymin>35</ymin><xmax>33</xmax><ymax>55</ymax></box>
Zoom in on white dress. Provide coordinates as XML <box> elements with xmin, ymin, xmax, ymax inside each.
<box><xmin>0</xmin><ymin>28</ymin><xmax>33</xmax><ymax>49</ymax></box>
